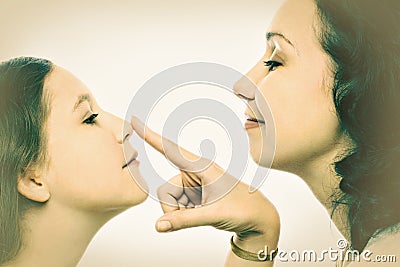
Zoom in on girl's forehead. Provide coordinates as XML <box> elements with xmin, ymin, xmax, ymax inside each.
<box><xmin>44</xmin><ymin>66</ymin><xmax>92</xmax><ymax>109</ymax></box>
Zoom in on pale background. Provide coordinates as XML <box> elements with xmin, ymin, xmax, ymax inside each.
<box><xmin>1</xmin><ymin>0</ymin><xmax>343</xmax><ymax>266</ymax></box>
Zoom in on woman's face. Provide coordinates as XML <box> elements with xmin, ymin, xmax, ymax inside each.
<box><xmin>235</xmin><ymin>0</ymin><xmax>343</xmax><ymax>172</ymax></box>
<box><xmin>42</xmin><ymin>66</ymin><xmax>148</xmax><ymax>212</ymax></box>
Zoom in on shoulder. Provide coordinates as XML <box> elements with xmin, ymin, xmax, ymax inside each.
<box><xmin>346</xmin><ymin>223</ymin><xmax>400</xmax><ymax>266</ymax></box>
<box><xmin>367</xmin><ymin>222</ymin><xmax>400</xmax><ymax>251</ymax></box>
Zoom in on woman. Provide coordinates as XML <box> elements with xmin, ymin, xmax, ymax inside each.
<box><xmin>131</xmin><ymin>0</ymin><xmax>400</xmax><ymax>266</ymax></box>
<box><xmin>0</xmin><ymin>57</ymin><xmax>148</xmax><ymax>266</ymax></box>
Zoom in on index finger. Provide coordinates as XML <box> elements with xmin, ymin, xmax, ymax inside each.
<box><xmin>131</xmin><ymin>116</ymin><xmax>209</xmax><ymax>172</ymax></box>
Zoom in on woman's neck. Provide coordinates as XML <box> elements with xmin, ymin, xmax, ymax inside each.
<box><xmin>292</xmin><ymin>150</ymin><xmax>351</xmax><ymax>243</ymax></box>
<box><xmin>4</xmin><ymin>204</ymin><xmax>117</xmax><ymax>267</ymax></box>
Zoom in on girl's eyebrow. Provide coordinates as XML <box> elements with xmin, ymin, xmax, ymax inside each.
<box><xmin>73</xmin><ymin>94</ymin><xmax>92</xmax><ymax>112</ymax></box>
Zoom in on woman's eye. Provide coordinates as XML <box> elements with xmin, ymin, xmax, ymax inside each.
<box><xmin>83</xmin><ymin>113</ymin><xmax>99</xmax><ymax>125</ymax></box>
<box><xmin>263</xmin><ymin>60</ymin><xmax>282</xmax><ymax>72</ymax></box>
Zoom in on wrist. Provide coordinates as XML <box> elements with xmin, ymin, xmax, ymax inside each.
<box><xmin>234</xmin><ymin>232</ymin><xmax>278</xmax><ymax>254</ymax></box>
<box><xmin>231</xmin><ymin>234</ymin><xmax>279</xmax><ymax>263</ymax></box>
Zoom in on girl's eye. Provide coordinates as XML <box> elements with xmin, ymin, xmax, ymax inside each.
<box><xmin>263</xmin><ymin>60</ymin><xmax>282</xmax><ymax>72</ymax></box>
<box><xmin>83</xmin><ymin>113</ymin><xmax>98</xmax><ymax>125</ymax></box>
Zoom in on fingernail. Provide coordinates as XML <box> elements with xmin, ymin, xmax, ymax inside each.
<box><xmin>157</xmin><ymin>220</ymin><xmax>172</xmax><ymax>232</ymax></box>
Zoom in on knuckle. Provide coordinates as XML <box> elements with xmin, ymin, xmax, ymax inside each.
<box><xmin>157</xmin><ymin>183</ymin><xmax>168</xmax><ymax>197</ymax></box>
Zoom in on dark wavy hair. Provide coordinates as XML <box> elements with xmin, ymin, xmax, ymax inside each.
<box><xmin>0</xmin><ymin>57</ymin><xmax>53</xmax><ymax>264</ymax></box>
<box><xmin>315</xmin><ymin>0</ymin><xmax>400</xmax><ymax>251</ymax></box>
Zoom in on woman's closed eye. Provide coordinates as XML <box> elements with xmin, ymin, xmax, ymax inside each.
<box><xmin>83</xmin><ymin>113</ymin><xmax>99</xmax><ymax>125</ymax></box>
<box><xmin>263</xmin><ymin>60</ymin><xmax>282</xmax><ymax>72</ymax></box>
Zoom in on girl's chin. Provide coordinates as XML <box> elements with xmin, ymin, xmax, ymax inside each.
<box><xmin>126</xmin><ymin>164</ymin><xmax>149</xmax><ymax>192</ymax></box>
<box><xmin>129</xmin><ymin>190</ymin><xmax>149</xmax><ymax>207</ymax></box>
<box><xmin>131</xmin><ymin>174</ymin><xmax>149</xmax><ymax>194</ymax></box>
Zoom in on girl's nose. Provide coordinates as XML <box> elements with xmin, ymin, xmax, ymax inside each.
<box><xmin>120</xmin><ymin>120</ymin><xmax>133</xmax><ymax>144</ymax></box>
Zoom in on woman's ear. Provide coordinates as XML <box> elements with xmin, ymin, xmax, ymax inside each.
<box><xmin>17</xmin><ymin>172</ymin><xmax>50</xmax><ymax>203</ymax></box>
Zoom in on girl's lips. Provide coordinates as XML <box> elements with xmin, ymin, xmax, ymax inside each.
<box><xmin>122</xmin><ymin>155</ymin><xmax>139</xmax><ymax>169</ymax></box>
<box><xmin>245</xmin><ymin>117</ymin><xmax>265</xmax><ymax>130</ymax></box>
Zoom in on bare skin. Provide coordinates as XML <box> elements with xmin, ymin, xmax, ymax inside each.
<box><xmin>131</xmin><ymin>116</ymin><xmax>279</xmax><ymax>267</ymax></box>
<box><xmin>131</xmin><ymin>0</ymin><xmax>399</xmax><ymax>266</ymax></box>
<box><xmin>5</xmin><ymin>66</ymin><xmax>148</xmax><ymax>267</ymax></box>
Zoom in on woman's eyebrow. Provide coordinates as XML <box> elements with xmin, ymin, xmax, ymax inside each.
<box><xmin>73</xmin><ymin>94</ymin><xmax>92</xmax><ymax>112</ymax></box>
<box><xmin>266</xmin><ymin>31</ymin><xmax>299</xmax><ymax>55</ymax></box>
<box><xmin>266</xmin><ymin>32</ymin><xmax>294</xmax><ymax>46</ymax></box>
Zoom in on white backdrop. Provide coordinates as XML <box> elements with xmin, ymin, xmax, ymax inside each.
<box><xmin>1</xmin><ymin>1</ymin><xmax>343</xmax><ymax>266</ymax></box>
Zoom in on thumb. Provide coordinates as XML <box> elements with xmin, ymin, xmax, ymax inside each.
<box><xmin>155</xmin><ymin>206</ymin><xmax>213</xmax><ymax>232</ymax></box>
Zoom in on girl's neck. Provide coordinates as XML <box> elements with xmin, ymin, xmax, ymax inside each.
<box><xmin>4</xmin><ymin>204</ymin><xmax>118</xmax><ymax>267</ymax></box>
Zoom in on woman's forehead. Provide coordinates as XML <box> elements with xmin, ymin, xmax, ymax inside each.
<box><xmin>268</xmin><ymin>0</ymin><xmax>319</xmax><ymax>53</ymax></box>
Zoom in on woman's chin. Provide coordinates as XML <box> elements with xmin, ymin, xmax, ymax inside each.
<box><xmin>249</xmin><ymin>145</ymin><xmax>270</xmax><ymax>166</ymax></box>
<box><xmin>249</xmin><ymin>147</ymin><xmax>263</xmax><ymax>165</ymax></box>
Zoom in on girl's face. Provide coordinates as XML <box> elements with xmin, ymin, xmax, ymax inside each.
<box><xmin>42</xmin><ymin>66</ymin><xmax>148</xmax><ymax>212</ymax></box>
<box><xmin>235</xmin><ymin>0</ymin><xmax>344</xmax><ymax>172</ymax></box>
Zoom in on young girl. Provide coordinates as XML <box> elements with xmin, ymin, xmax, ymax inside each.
<box><xmin>0</xmin><ymin>57</ymin><xmax>148</xmax><ymax>266</ymax></box>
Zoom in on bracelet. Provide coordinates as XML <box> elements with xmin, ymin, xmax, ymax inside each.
<box><xmin>230</xmin><ymin>236</ymin><xmax>278</xmax><ymax>262</ymax></box>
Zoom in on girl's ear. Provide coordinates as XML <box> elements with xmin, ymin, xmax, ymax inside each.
<box><xmin>17</xmin><ymin>170</ymin><xmax>50</xmax><ymax>203</ymax></box>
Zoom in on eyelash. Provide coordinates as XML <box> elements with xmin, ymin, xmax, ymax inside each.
<box><xmin>263</xmin><ymin>60</ymin><xmax>282</xmax><ymax>72</ymax></box>
<box><xmin>83</xmin><ymin>113</ymin><xmax>99</xmax><ymax>125</ymax></box>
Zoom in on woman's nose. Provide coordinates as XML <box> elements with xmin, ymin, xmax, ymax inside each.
<box><xmin>233</xmin><ymin>61</ymin><xmax>266</xmax><ymax>101</ymax></box>
<box><xmin>233</xmin><ymin>75</ymin><xmax>256</xmax><ymax>101</ymax></box>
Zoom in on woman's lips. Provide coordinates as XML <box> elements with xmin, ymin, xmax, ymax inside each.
<box><xmin>245</xmin><ymin>117</ymin><xmax>265</xmax><ymax>130</ymax></box>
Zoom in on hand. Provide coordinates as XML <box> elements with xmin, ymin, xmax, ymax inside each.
<box><xmin>131</xmin><ymin>116</ymin><xmax>280</xmax><ymax>254</ymax></box>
